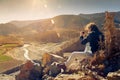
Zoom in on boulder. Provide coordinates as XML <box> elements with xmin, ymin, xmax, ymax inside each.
<box><xmin>43</xmin><ymin>62</ymin><xmax>66</xmax><ymax>77</ymax></box>
<box><xmin>16</xmin><ymin>60</ymin><xmax>43</xmax><ymax>80</ymax></box>
<box><xmin>42</xmin><ymin>53</ymin><xmax>65</xmax><ymax>67</ymax></box>
<box><xmin>49</xmin><ymin>64</ymin><xmax>61</xmax><ymax>77</ymax></box>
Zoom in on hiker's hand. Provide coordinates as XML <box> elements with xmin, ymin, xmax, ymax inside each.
<box><xmin>80</xmin><ymin>31</ymin><xmax>85</xmax><ymax>36</ymax></box>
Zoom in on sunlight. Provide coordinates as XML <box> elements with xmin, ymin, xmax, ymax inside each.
<box><xmin>32</xmin><ymin>0</ymin><xmax>37</xmax><ymax>6</ymax></box>
<box><xmin>42</xmin><ymin>0</ymin><xmax>48</xmax><ymax>8</ymax></box>
<box><xmin>44</xmin><ymin>4</ymin><xmax>48</xmax><ymax>8</ymax></box>
<box><xmin>57</xmin><ymin>32</ymin><xmax>60</xmax><ymax>38</ymax></box>
<box><xmin>51</xmin><ymin>19</ymin><xmax>61</xmax><ymax>37</ymax></box>
<box><xmin>31</xmin><ymin>0</ymin><xmax>47</xmax><ymax>9</ymax></box>
<box><xmin>51</xmin><ymin>19</ymin><xmax>55</xmax><ymax>24</ymax></box>
<box><xmin>31</xmin><ymin>0</ymin><xmax>60</xmax><ymax>38</ymax></box>
<box><xmin>32</xmin><ymin>0</ymin><xmax>37</xmax><ymax>8</ymax></box>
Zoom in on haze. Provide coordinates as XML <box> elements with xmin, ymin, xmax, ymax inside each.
<box><xmin>0</xmin><ymin>0</ymin><xmax>120</xmax><ymax>23</ymax></box>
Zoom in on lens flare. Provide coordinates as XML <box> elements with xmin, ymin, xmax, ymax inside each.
<box><xmin>44</xmin><ymin>4</ymin><xmax>48</xmax><ymax>8</ymax></box>
<box><xmin>57</xmin><ymin>32</ymin><xmax>60</xmax><ymax>38</ymax></box>
<box><xmin>51</xmin><ymin>19</ymin><xmax>60</xmax><ymax>38</ymax></box>
<box><xmin>51</xmin><ymin>19</ymin><xmax>55</xmax><ymax>24</ymax></box>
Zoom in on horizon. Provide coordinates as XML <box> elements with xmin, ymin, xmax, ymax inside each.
<box><xmin>1</xmin><ymin>11</ymin><xmax>120</xmax><ymax>24</ymax></box>
<box><xmin>0</xmin><ymin>0</ymin><xmax>120</xmax><ymax>23</ymax></box>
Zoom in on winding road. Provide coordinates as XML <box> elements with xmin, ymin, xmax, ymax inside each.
<box><xmin>22</xmin><ymin>44</ymin><xmax>64</xmax><ymax>63</ymax></box>
<box><xmin>22</xmin><ymin>44</ymin><xmax>40</xmax><ymax>66</ymax></box>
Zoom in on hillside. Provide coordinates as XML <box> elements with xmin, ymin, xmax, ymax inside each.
<box><xmin>0</xmin><ymin>11</ymin><xmax>120</xmax><ymax>42</ymax></box>
<box><xmin>0</xmin><ymin>23</ymin><xmax>19</xmax><ymax>35</ymax></box>
<box><xmin>9</xmin><ymin>11</ymin><xmax>120</xmax><ymax>30</ymax></box>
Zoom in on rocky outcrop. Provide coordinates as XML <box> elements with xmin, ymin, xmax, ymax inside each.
<box><xmin>54</xmin><ymin>72</ymin><xmax>104</xmax><ymax>80</ymax></box>
<box><xmin>55</xmin><ymin>74</ymin><xmax>86</xmax><ymax>80</ymax></box>
<box><xmin>0</xmin><ymin>74</ymin><xmax>15</xmax><ymax>80</ymax></box>
<box><xmin>16</xmin><ymin>60</ymin><xmax>43</xmax><ymax>80</ymax></box>
<box><xmin>42</xmin><ymin>53</ymin><xmax>65</xmax><ymax>67</ymax></box>
<box><xmin>107</xmin><ymin>69</ymin><xmax>120</xmax><ymax>80</ymax></box>
<box><xmin>42</xmin><ymin>53</ymin><xmax>66</xmax><ymax>77</ymax></box>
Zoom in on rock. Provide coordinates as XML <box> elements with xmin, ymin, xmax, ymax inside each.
<box><xmin>107</xmin><ymin>69</ymin><xmax>120</xmax><ymax>80</ymax></box>
<box><xmin>63</xmin><ymin>52</ymin><xmax>71</xmax><ymax>59</ymax></box>
<box><xmin>42</xmin><ymin>53</ymin><xmax>53</xmax><ymax>66</ymax></box>
<box><xmin>54</xmin><ymin>74</ymin><xmax>84</xmax><ymax>80</ymax></box>
<box><xmin>0</xmin><ymin>74</ymin><xmax>15</xmax><ymax>80</ymax></box>
<box><xmin>49</xmin><ymin>64</ymin><xmax>61</xmax><ymax>77</ymax></box>
<box><xmin>42</xmin><ymin>53</ymin><xmax>65</xmax><ymax>67</ymax></box>
<box><xmin>54</xmin><ymin>73</ymin><xmax>97</xmax><ymax>80</ymax></box>
<box><xmin>65</xmin><ymin>52</ymin><xmax>92</xmax><ymax>73</ymax></box>
<box><xmin>43</xmin><ymin>62</ymin><xmax>66</xmax><ymax>77</ymax></box>
<box><xmin>16</xmin><ymin>60</ymin><xmax>43</xmax><ymax>80</ymax></box>
<box><xmin>67</xmin><ymin>59</ymin><xmax>81</xmax><ymax>73</ymax></box>
<box><xmin>16</xmin><ymin>61</ymin><xmax>33</xmax><ymax>80</ymax></box>
<box><xmin>42</xmin><ymin>74</ymin><xmax>54</xmax><ymax>80</ymax></box>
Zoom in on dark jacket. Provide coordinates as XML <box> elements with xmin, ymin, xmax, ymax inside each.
<box><xmin>80</xmin><ymin>31</ymin><xmax>104</xmax><ymax>54</ymax></box>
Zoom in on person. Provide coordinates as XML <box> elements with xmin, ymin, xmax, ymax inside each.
<box><xmin>65</xmin><ymin>22</ymin><xmax>104</xmax><ymax>69</ymax></box>
<box><xmin>80</xmin><ymin>22</ymin><xmax>104</xmax><ymax>54</ymax></box>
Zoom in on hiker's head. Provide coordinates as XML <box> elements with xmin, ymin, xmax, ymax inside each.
<box><xmin>85</xmin><ymin>22</ymin><xmax>99</xmax><ymax>33</ymax></box>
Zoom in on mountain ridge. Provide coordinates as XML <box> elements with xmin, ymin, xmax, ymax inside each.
<box><xmin>0</xmin><ymin>11</ymin><xmax>120</xmax><ymax>41</ymax></box>
<box><xmin>9</xmin><ymin>11</ymin><xmax>120</xmax><ymax>29</ymax></box>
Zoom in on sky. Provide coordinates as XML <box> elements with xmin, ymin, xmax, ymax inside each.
<box><xmin>0</xmin><ymin>0</ymin><xmax>120</xmax><ymax>23</ymax></box>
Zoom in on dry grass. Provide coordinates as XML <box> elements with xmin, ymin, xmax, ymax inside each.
<box><xmin>90</xmin><ymin>12</ymin><xmax>120</xmax><ymax>71</ymax></box>
<box><xmin>0</xmin><ymin>59</ymin><xmax>22</xmax><ymax>73</ymax></box>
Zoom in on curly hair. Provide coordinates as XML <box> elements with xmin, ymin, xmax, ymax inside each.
<box><xmin>85</xmin><ymin>22</ymin><xmax>100</xmax><ymax>32</ymax></box>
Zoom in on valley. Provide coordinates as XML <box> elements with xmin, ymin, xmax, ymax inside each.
<box><xmin>0</xmin><ymin>11</ymin><xmax>120</xmax><ymax>80</ymax></box>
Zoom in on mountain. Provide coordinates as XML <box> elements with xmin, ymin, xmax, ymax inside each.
<box><xmin>4</xmin><ymin>11</ymin><xmax>120</xmax><ymax>32</ymax></box>
<box><xmin>0</xmin><ymin>23</ymin><xmax>19</xmax><ymax>35</ymax></box>
<box><xmin>10</xmin><ymin>20</ymin><xmax>40</xmax><ymax>28</ymax></box>
<box><xmin>10</xmin><ymin>11</ymin><xmax>120</xmax><ymax>31</ymax></box>
<box><xmin>0</xmin><ymin>11</ymin><xmax>120</xmax><ymax>42</ymax></box>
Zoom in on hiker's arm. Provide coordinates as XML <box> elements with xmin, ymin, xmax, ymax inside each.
<box><xmin>80</xmin><ymin>33</ymin><xmax>92</xmax><ymax>45</ymax></box>
<box><xmin>80</xmin><ymin>31</ymin><xmax>85</xmax><ymax>41</ymax></box>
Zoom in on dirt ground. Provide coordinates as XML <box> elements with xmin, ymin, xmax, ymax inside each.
<box><xmin>0</xmin><ymin>59</ymin><xmax>23</xmax><ymax>73</ymax></box>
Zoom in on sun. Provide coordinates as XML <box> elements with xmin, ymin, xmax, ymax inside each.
<box><xmin>31</xmin><ymin>0</ymin><xmax>38</xmax><ymax>11</ymax></box>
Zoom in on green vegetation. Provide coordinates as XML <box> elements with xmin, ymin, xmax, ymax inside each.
<box><xmin>0</xmin><ymin>49</ymin><xmax>13</xmax><ymax>62</ymax></box>
<box><xmin>0</xmin><ymin>43</ymin><xmax>18</xmax><ymax>62</ymax></box>
<box><xmin>0</xmin><ymin>49</ymin><xmax>5</xmax><ymax>54</ymax></box>
<box><xmin>0</xmin><ymin>55</ymin><xmax>12</xmax><ymax>62</ymax></box>
<box><xmin>2</xmin><ymin>44</ymin><xmax>19</xmax><ymax>48</ymax></box>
